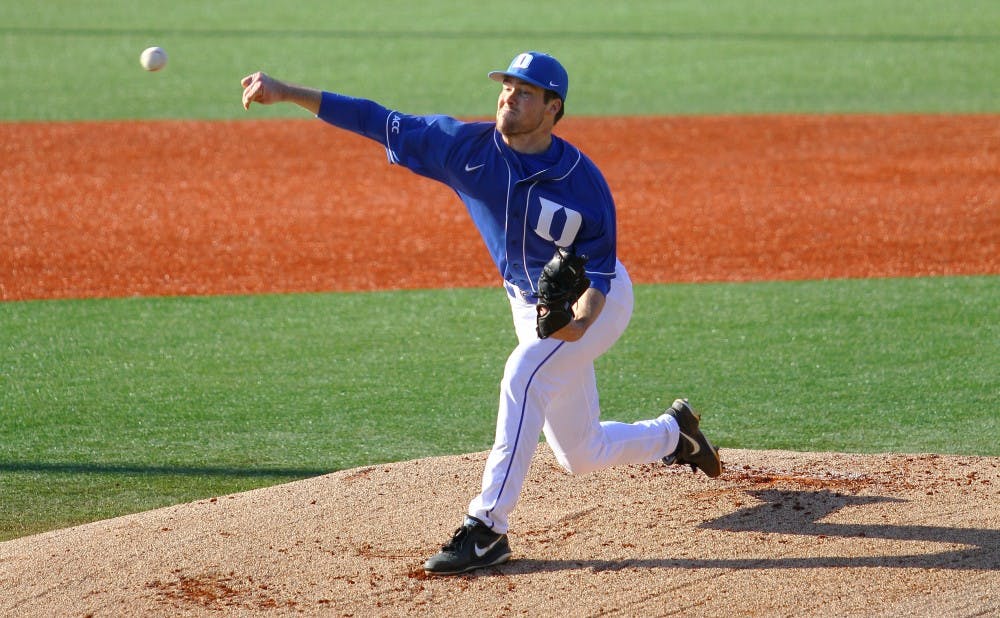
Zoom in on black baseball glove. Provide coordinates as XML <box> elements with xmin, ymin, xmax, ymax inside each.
<box><xmin>535</xmin><ymin>247</ymin><xmax>590</xmax><ymax>339</ymax></box>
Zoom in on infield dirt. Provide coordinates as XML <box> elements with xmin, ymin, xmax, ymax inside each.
<box><xmin>2</xmin><ymin>115</ymin><xmax>997</xmax><ymax>300</ymax></box>
<box><xmin>1</xmin><ymin>115</ymin><xmax>998</xmax><ymax>615</ymax></box>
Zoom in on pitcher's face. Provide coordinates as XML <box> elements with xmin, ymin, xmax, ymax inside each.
<box><xmin>496</xmin><ymin>77</ymin><xmax>558</xmax><ymax>139</ymax></box>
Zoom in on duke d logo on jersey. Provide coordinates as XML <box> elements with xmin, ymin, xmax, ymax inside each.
<box><xmin>534</xmin><ymin>197</ymin><xmax>582</xmax><ymax>247</ymax></box>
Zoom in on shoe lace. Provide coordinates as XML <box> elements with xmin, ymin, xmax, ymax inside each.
<box><xmin>441</xmin><ymin>526</ymin><xmax>471</xmax><ymax>552</ymax></box>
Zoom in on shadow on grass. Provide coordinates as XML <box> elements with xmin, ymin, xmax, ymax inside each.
<box><xmin>0</xmin><ymin>461</ymin><xmax>332</xmax><ymax>479</ymax></box>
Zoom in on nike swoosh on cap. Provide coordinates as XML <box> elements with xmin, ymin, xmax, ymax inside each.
<box><xmin>549</xmin><ymin>82</ymin><xmax>560</xmax><ymax>88</ymax></box>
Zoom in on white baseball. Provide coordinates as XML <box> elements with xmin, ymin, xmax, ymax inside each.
<box><xmin>140</xmin><ymin>46</ymin><xmax>168</xmax><ymax>72</ymax></box>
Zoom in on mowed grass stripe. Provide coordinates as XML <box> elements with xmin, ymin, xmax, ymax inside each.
<box><xmin>2</xmin><ymin>0</ymin><xmax>998</xmax><ymax>120</ymax></box>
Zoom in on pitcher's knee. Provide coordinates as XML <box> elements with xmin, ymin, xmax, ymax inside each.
<box><xmin>554</xmin><ymin>449</ymin><xmax>602</xmax><ymax>476</ymax></box>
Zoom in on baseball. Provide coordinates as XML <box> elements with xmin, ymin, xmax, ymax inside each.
<box><xmin>140</xmin><ymin>46</ymin><xmax>168</xmax><ymax>72</ymax></box>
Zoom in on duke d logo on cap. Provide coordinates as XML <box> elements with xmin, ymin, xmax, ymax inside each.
<box><xmin>488</xmin><ymin>52</ymin><xmax>569</xmax><ymax>101</ymax></box>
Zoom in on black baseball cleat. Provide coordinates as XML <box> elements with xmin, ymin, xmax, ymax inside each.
<box><xmin>423</xmin><ymin>516</ymin><xmax>512</xmax><ymax>575</ymax></box>
<box><xmin>662</xmin><ymin>398</ymin><xmax>723</xmax><ymax>478</ymax></box>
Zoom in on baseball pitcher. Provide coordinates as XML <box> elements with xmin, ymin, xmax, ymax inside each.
<box><xmin>241</xmin><ymin>51</ymin><xmax>722</xmax><ymax>576</ymax></box>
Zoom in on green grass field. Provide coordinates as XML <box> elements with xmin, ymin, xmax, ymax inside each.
<box><xmin>1</xmin><ymin>1</ymin><xmax>998</xmax><ymax>541</ymax></box>
<box><xmin>2</xmin><ymin>279</ymin><xmax>997</xmax><ymax>540</ymax></box>
<box><xmin>1</xmin><ymin>0</ymin><xmax>998</xmax><ymax>120</ymax></box>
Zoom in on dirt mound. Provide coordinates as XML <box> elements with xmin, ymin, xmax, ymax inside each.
<box><xmin>2</xmin><ymin>449</ymin><xmax>997</xmax><ymax>616</ymax></box>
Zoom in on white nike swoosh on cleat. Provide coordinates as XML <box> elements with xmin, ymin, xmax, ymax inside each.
<box><xmin>474</xmin><ymin>536</ymin><xmax>503</xmax><ymax>558</ymax></box>
<box><xmin>679</xmin><ymin>432</ymin><xmax>701</xmax><ymax>456</ymax></box>
<box><xmin>465</xmin><ymin>162</ymin><xmax>485</xmax><ymax>172</ymax></box>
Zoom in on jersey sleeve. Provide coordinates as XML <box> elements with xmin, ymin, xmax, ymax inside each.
<box><xmin>574</xmin><ymin>174</ymin><xmax>617</xmax><ymax>297</ymax></box>
<box><xmin>316</xmin><ymin>91</ymin><xmax>461</xmax><ymax>183</ymax></box>
<box><xmin>316</xmin><ymin>92</ymin><xmax>393</xmax><ymax>143</ymax></box>
<box><xmin>576</xmin><ymin>223</ymin><xmax>616</xmax><ymax>296</ymax></box>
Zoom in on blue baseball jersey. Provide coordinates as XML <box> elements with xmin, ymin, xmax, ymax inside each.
<box><xmin>317</xmin><ymin>92</ymin><xmax>617</xmax><ymax>297</ymax></box>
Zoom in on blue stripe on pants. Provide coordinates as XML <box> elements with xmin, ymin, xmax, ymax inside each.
<box><xmin>486</xmin><ymin>340</ymin><xmax>565</xmax><ymax>520</ymax></box>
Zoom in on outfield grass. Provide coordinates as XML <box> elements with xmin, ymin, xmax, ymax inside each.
<box><xmin>1</xmin><ymin>0</ymin><xmax>998</xmax><ymax>120</ymax></box>
<box><xmin>2</xmin><ymin>277</ymin><xmax>997</xmax><ymax>540</ymax></box>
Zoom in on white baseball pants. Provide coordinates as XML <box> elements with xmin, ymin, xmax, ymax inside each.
<box><xmin>468</xmin><ymin>261</ymin><xmax>680</xmax><ymax>533</ymax></box>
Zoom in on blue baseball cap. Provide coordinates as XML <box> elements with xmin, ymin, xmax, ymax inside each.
<box><xmin>488</xmin><ymin>51</ymin><xmax>569</xmax><ymax>101</ymax></box>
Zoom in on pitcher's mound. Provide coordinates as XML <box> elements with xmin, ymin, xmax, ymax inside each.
<box><xmin>2</xmin><ymin>448</ymin><xmax>998</xmax><ymax>616</ymax></box>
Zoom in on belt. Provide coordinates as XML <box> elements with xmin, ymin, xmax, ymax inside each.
<box><xmin>504</xmin><ymin>281</ymin><xmax>538</xmax><ymax>305</ymax></box>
